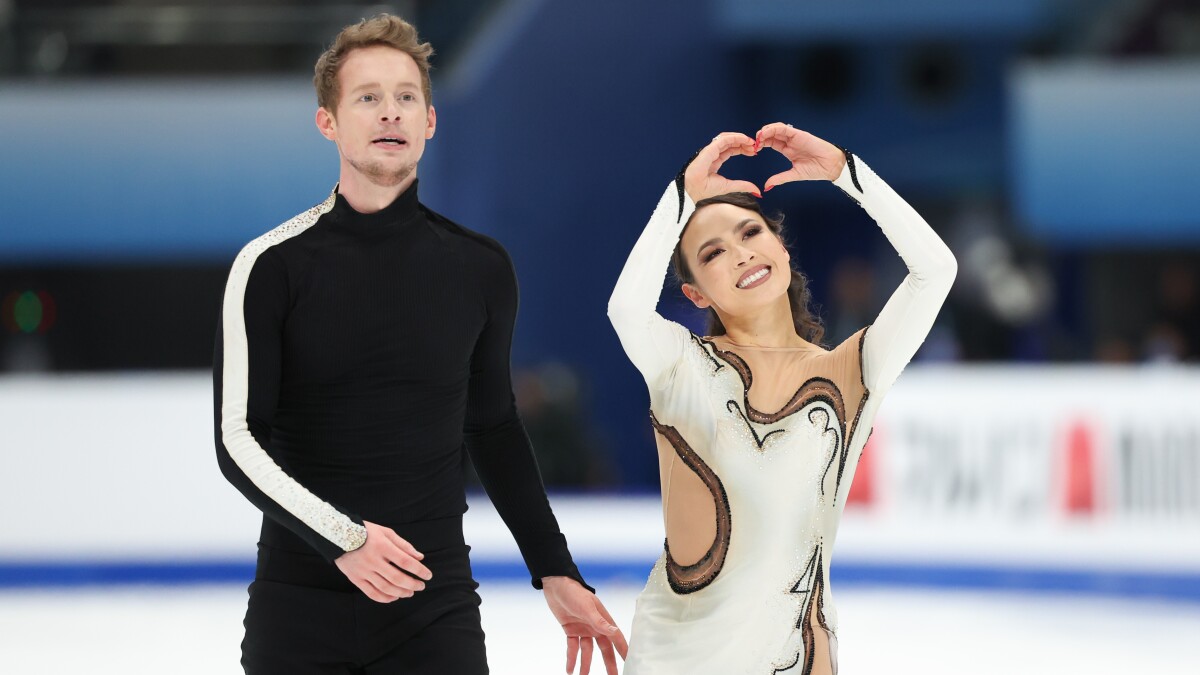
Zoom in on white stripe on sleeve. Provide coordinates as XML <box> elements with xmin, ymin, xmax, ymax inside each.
<box><xmin>219</xmin><ymin>191</ymin><xmax>368</xmax><ymax>553</ymax></box>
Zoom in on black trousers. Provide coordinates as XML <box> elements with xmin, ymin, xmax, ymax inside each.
<box><xmin>241</xmin><ymin>517</ymin><xmax>488</xmax><ymax>674</ymax></box>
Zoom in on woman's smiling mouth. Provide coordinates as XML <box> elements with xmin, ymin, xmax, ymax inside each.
<box><xmin>737</xmin><ymin>265</ymin><xmax>771</xmax><ymax>289</ymax></box>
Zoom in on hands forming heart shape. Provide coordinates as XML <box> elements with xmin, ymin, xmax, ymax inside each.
<box><xmin>683</xmin><ymin>123</ymin><xmax>847</xmax><ymax>203</ymax></box>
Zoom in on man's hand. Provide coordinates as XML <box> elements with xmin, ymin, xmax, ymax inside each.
<box><xmin>334</xmin><ymin>520</ymin><xmax>432</xmax><ymax>603</ymax></box>
<box><xmin>542</xmin><ymin>576</ymin><xmax>628</xmax><ymax>675</ymax></box>
<box><xmin>683</xmin><ymin>131</ymin><xmax>761</xmax><ymax>203</ymax></box>
<box><xmin>755</xmin><ymin>122</ymin><xmax>846</xmax><ymax>190</ymax></box>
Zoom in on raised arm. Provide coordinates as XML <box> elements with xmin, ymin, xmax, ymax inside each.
<box><xmin>755</xmin><ymin>122</ymin><xmax>956</xmax><ymax>395</ymax></box>
<box><xmin>837</xmin><ymin>154</ymin><xmax>956</xmax><ymax>394</ymax></box>
<box><xmin>607</xmin><ymin>133</ymin><xmax>759</xmax><ymax>388</ymax></box>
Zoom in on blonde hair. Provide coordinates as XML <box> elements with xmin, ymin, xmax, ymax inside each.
<box><xmin>313</xmin><ymin>14</ymin><xmax>434</xmax><ymax>113</ymax></box>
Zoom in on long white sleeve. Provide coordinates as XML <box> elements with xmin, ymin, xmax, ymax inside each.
<box><xmin>607</xmin><ymin>179</ymin><xmax>696</xmax><ymax>390</ymax></box>
<box><xmin>835</xmin><ymin>155</ymin><xmax>958</xmax><ymax>395</ymax></box>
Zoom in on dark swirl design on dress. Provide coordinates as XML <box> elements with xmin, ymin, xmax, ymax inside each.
<box><xmin>842</xmin><ymin>147</ymin><xmax>862</xmax><ymax>194</ymax></box>
<box><xmin>651</xmin><ymin>412</ymin><xmax>732</xmax><ymax>595</ymax></box>
<box><xmin>844</xmin><ymin>328</ymin><xmax>871</xmax><ymax>495</ymax></box>
<box><xmin>696</xmin><ymin>334</ymin><xmax>872</xmax><ymax>497</ymax></box>
<box><xmin>726</xmin><ymin>400</ymin><xmax>787</xmax><ymax>449</ymax></box>
<box><xmin>690</xmin><ymin>333</ymin><xmax>725</xmax><ymax>374</ymax></box>
<box><xmin>774</xmin><ymin>544</ymin><xmax>834</xmax><ymax>675</ymax></box>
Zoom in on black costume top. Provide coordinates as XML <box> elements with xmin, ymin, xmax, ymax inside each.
<box><xmin>214</xmin><ymin>180</ymin><xmax>587</xmax><ymax>590</ymax></box>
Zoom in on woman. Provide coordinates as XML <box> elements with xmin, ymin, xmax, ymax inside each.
<box><xmin>607</xmin><ymin>124</ymin><xmax>956</xmax><ymax>674</ymax></box>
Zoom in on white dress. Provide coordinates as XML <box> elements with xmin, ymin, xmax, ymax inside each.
<box><xmin>607</xmin><ymin>155</ymin><xmax>957</xmax><ymax>674</ymax></box>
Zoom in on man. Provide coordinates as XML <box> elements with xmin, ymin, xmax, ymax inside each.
<box><xmin>214</xmin><ymin>14</ymin><xmax>626</xmax><ymax>674</ymax></box>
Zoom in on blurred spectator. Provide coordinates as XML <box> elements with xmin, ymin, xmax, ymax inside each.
<box><xmin>827</xmin><ymin>257</ymin><xmax>876</xmax><ymax>345</ymax></box>
<box><xmin>947</xmin><ymin>201</ymin><xmax>1056</xmax><ymax>360</ymax></box>
<box><xmin>1112</xmin><ymin>0</ymin><xmax>1200</xmax><ymax>55</ymax></box>
<box><xmin>1146</xmin><ymin>261</ymin><xmax>1200</xmax><ymax>361</ymax></box>
<box><xmin>1143</xmin><ymin>323</ymin><xmax>1187</xmax><ymax>362</ymax></box>
<box><xmin>515</xmin><ymin>363</ymin><xmax>614</xmax><ymax>488</ymax></box>
<box><xmin>1094</xmin><ymin>336</ymin><xmax>1137</xmax><ymax>363</ymax></box>
<box><xmin>1</xmin><ymin>335</ymin><xmax>52</xmax><ymax>371</ymax></box>
<box><xmin>466</xmin><ymin>362</ymin><xmax>614</xmax><ymax>489</ymax></box>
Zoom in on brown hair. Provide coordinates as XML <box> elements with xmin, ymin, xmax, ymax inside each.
<box><xmin>670</xmin><ymin>193</ymin><xmax>825</xmax><ymax>344</ymax></box>
<box><xmin>314</xmin><ymin>14</ymin><xmax>434</xmax><ymax>113</ymax></box>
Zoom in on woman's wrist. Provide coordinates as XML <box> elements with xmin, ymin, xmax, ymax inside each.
<box><xmin>826</xmin><ymin>142</ymin><xmax>849</xmax><ymax>181</ymax></box>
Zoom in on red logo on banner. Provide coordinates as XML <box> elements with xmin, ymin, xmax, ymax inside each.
<box><xmin>847</xmin><ymin>428</ymin><xmax>878</xmax><ymax>507</ymax></box>
<box><xmin>1062</xmin><ymin>420</ymin><xmax>1097</xmax><ymax>515</ymax></box>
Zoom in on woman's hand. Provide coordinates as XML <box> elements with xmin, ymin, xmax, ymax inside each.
<box><xmin>755</xmin><ymin>123</ymin><xmax>846</xmax><ymax>190</ymax></box>
<box><xmin>683</xmin><ymin>132</ymin><xmax>761</xmax><ymax>202</ymax></box>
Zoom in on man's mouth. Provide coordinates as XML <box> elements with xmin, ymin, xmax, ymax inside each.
<box><xmin>373</xmin><ymin>137</ymin><xmax>408</xmax><ymax>146</ymax></box>
<box><xmin>737</xmin><ymin>265</ymin><xmax>771</xmax><ymax>289</ymax></box>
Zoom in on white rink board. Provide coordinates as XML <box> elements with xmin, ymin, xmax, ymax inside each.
<box><xmin>1</xmin><ymin>368</ymin><xmax>1198</xmax><ymax>577</ymax></box>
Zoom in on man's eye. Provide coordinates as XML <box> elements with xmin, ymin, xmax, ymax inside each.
<box><xmin>401</xmin><ymin>93</ymin><xmax>416</xmax><ymax>102</ymax></box>
<box><xmin>360</xmin><ymin>94</ymin><xmax>376</xmax><ymax>102</ymax></box>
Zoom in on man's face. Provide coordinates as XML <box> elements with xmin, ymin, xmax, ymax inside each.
<box><xmin>316</xmin><ymin>45</ymin><xmax>436</xmax><ymax>188</ymax></box>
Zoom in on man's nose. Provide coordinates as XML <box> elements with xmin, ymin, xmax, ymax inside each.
<box><xmin>380</xmin><ymin>98</ymin><xmax>401</xmax><ymax>121</ymax></box>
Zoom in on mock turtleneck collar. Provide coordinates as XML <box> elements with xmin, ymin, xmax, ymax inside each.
<box><xmin>330</xmin><ymin>179</ymin><xmax>421</xmax><ymax>228</ymax></box>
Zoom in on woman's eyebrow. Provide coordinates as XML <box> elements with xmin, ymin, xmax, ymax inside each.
<box><xmin>696</xmin><ymin>219</ymin><xmax>756</xmax><ymax>257</ymax></box>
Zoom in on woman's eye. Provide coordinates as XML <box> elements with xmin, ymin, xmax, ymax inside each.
<box><xmin>703</xmin><ymin>248</ymin><xmax>723</xmax><ymax>263</ymax></box>
<box><xmin>744</xmin><ymin>226</ymin><xmax>762</xmax><ymax>239</ymax></box>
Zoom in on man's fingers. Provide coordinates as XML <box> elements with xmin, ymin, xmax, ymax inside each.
<box><xmin>610</xmin><ymin>627</ymin><xmax>629</xmax><ymax>659</ymax></box>
<box><xmin>596</xmin><ymin>637</ymin><xmax>619</xmax><ymax>675</ymax></box>
<box><xmin>591</xmin><ymin>601</ymin><xmax>629</xmax><ymax>657</ymax></box>
<box><xmin>363</xmin><ymin>565</ymin><xmax>417</xmax><ymax>599</ymax></box>
<box><xmin>595</xmin><ymin>601</ymin><xmax>619</xmax><ymax>628</ymax></box>
<box><xmin>566</xmin><ymin>636</ymin><xmax>579</xmax><ymax>674</ymax></box>
<box><xmin>376</xmin><ymin>563</ymin><xmax>426</xmax><ymax>593</ymax></box>
<box><xmin>580</xmin><ymin>637</ymin><xmax>594</xmax><ymax>675</ymax></box>
<box><xmin>386</xmin><ymin>550</ymin><xmax>433</xmax><ymax>582</ymax></box>
<box><xmin>357</xmin><ymin>575</ymin><xmax>399</xmax><ymax>603</ymax></box>
<box><xmin>581</xmin><ymin>604</ymin><xmax>617</xmax><ymax>636</ymax></box>
<box><xmin>358</xmin><ymin>581</ymin><xmax>390</xmax><ymax>603</ymax></box>
<box><xmin>378</xmin><ymin>528</ymin><xmax>431</xmax><ymax>581</ymax></box>
<box><xmin>383</xmin><ymin>528</ymin><xmax>425</xmax><ymax>561</ymax></box>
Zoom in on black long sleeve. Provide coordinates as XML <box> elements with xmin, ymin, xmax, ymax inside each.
<box><xmin>462</xmin><ymin>248</ymin><xmax>590</xmax><ymax>591</ymax></box>
<box><xmin>213</xmin><ymin>180</ymin><xmax>588</xmax><ymax>589</ymax></box>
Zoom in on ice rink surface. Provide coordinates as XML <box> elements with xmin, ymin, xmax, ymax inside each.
<box><xmin>1</xmin><ymin>582</ymin><xmax>1197</xmax><ymax>674</ymax></box>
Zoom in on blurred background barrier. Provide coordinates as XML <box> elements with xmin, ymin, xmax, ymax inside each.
<box><xmin>3</xmin><ymin>368</ymin><xmax>1197</xmax><ymax>601</ymax></box>
<box><xmin>1</xmin><ymin>0</ymin><xmax>1199</xmax><ymax>604</ymax></box>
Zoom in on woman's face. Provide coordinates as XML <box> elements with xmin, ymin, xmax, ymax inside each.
<box><xmin>679</xmin><ymin>203</ymin><xmax>792</xmax><ymax>318</ymax></box>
